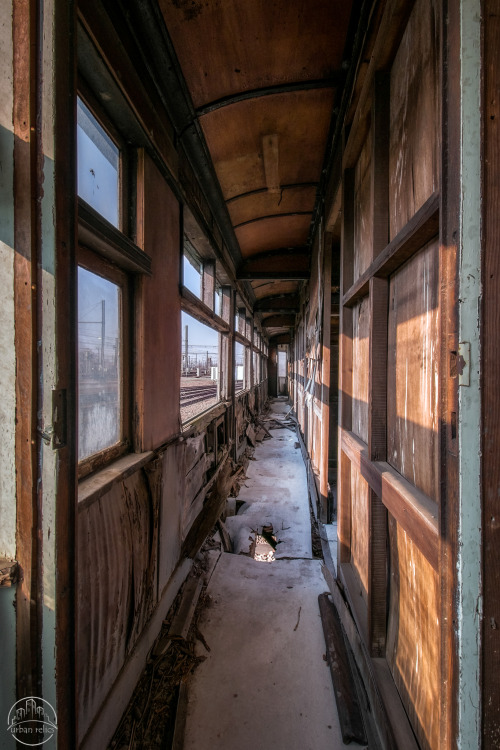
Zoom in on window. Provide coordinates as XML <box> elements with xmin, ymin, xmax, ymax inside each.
<box><xmin>78</xmin><ymin>250</ymin><xmax>130</xmax><ymax>474</ymax></box>
<box><xmin>183</xmin><ymin>252</ymin><xmax>202</xmax><ymax>299</ymax></box>
<box><xmin>235</xmin><ymin>342</ymin><xmax>245</xmax><ymax>392</ymax></box>
<box><xmin>76</xmin><ymin>91</ymin><xmax>147</xmax><ymax>478</ymax></box>
<box><xmin>215</xmin><ymin>286</ymin><xmax>222</xmax><ymax>317</ymax></box>
<box><xmin>180</xmin><ymin>312</ymin><xmax>220</xmax><ymax>424</ymax></box>
<box><xmin>77</xmin><ymin>97</ymin><xmax>120</xmax><ymax>227</ymax></box>
<box><xmin>278</xmin><ymin>350</ymin><xmax>287</xmax><ymax>377</ymax></box>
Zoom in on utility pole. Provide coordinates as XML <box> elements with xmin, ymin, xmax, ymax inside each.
<box><xmin>184</xmin><ymin>325</ymin><xmax>188</xmax><ymax>374</ymax></box>
<box><xmin>101</xmin><ymin>299</ymin><xmax>105</xmax><ymax>373</ymax></box>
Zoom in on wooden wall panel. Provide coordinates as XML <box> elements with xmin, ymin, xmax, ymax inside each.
<box><xmin>136</xmin><ymin>150</ymin><xmax>181</xmax><ymax>450</ymax></box>
<box><xmin>389</xmin><ymin>0</ymin><xmax>440</xmax><ymax>239</ymax></box>
<box><xmin>78</xmin><ymin>467</ymin><xmax>159</xmax><ymax>741</ymax></box>
<box><xmin>354</xmin><ymin>127</ymin><xmax>373</xmax><ymax>280</ymax></box>
<box><xmin>158</xmin><ymin>444</ymin><xmax>184</xmax><ymax>595</ymax></box>
<box><xmin>352</xmin><ymin>297</ymin><xmax>369</xmax><ymax>444</ymax></box>
<box><xmin>350</xmin><ymin>463</ymin><xmax>370</xmax><ymax>606</ymax></box>
<box><xmin>387</xmin><ymin>238</ymin><xmax>439</xmax><ymax>501</ymax></box>
<box><xmin>387</xmin><ymin>514</ymin><xmax>440</xmax><ymax>750</ymax></box>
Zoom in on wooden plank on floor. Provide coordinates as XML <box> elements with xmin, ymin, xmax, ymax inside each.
<box><xmin>321</xmin><ymin>564</ymin><xmax>419</xmax><ymax>750</ymax></box>
<box><xmin>168</xmin><ymin>577</ymin><xmax>204</xmax><ymax>641</ymax></box>
<box><xmin>318</xmin><ymin>593</ymin><xmax>367</xmax><ymax>745</ymax></box>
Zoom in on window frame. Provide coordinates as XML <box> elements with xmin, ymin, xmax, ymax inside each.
<box><xmin>76</xmin><ymin>87</ymin><xmax>151</xmax><ymax>479</ymax></box>
<box><xmin>77</xmin><ymin>84</ymin><xmax>130</xmax><ymax>235</ymax></box>
<box><xmin>77</xmin><ymin>245</ymin><xmax>133</xmax><ymax>479</ymax></box>
<box><xmin>180</xmin><ymin>244</ymin><xmax>229</xmax><ymax>426</ymax></box>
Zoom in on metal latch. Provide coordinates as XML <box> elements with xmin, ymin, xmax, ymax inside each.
<box><xmin>458</xmin><ymin>342</ymin><xmax>470</xmax><ymax>387</ymax></box>
<box><xmin>51</xmin><ymin>388</ymin><xmax>67</xmax><ymax>449</ymax></box>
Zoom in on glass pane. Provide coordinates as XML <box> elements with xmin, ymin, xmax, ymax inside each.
<box><xmin>235</xmin><ymin>342</ymin><xmax>245</xmax><ymax>392</ymax></box>
<box><xmin>77</xmin><ymin>98</ymin><xmax>119</xmax><ymax>227</ymax></box>
<box><xmin>215</xmin><ymin>287</ymin><xmax>222</xmax><ymax>317</ymax></box>
<box><xmin>183</xmin><ymin>255</ymin><xmax>202</xmax><ymax>298</ymax></box>
<box><xmin>78</xmin><ymin>267</ymin><xmax>121</xmax><ymax>461</ymax></box>
<box><xmin>278</xmin><ymin>351</ymin><xmax>287</xmax><ymax>377</ymax></box>
<box><xmin>180</xmin><ymin>312</ymin><xmax>220</xmax><ymax>423</ymax></box>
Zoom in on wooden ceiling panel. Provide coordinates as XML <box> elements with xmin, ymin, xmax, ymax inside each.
<box><xmin>158</xmin><ymin>0</ymin><xmax>351</xmax><ymax>108</ymax></box>
<box><xmin>236</xmin><ymin>215</ymin><xmax>310</xmax><ymax>257</ymax></box>
<box><xmin>227</xmin><ymin>185</ymin><xmax>317</xmax><ymax>228</ymax></box>
<box><xmin>200</xmin><ymin>90</ymin><xmax>335</xmax><ymax>199</ymax></box>
<box><xmin>251</xmin><ymin>280</ymin><xmax>300</xmax><ymax>300</ymax></box>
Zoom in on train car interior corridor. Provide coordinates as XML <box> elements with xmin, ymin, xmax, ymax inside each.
<box><xmin>0</xmin><ymin>0</ymin><xmax>498</xmax><ymax>747</ymax></box>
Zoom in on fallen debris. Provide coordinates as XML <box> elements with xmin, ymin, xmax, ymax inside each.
<box><xmin>246</xmin><ymin>424</ymin><xmax>256</xmax><ymax>446</ymax></box>
<box><xmin>216</xmin><ymin>519</ymin><xmax>233</xmax><ymax>553</ymax></box>
<box><xmin>169</xmin><ymin>577</ymin><xmax>204</xmax><ymax>641</ymax></box>
<box><xmin>108</xmin><ymin>568</ymin><xmax>212</xmax><ymax>750</ymax></box>
<box><xmin>293</xmin><ymin>606</ymin><xmax>302</xmax><ymax>632</ymax></box>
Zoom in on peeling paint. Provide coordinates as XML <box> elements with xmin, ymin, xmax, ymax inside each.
<box><xmin>457</xmin><ymin>0</ymin><xmax>482</xmax><ymax>746</ymax></box>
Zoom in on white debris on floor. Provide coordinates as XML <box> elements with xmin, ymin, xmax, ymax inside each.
<box><xmin>182</xmin><ymin>399</ymin><xmax>367</xmax><ymax>750</ymax></box>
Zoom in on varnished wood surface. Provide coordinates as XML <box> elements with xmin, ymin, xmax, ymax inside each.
<box><xmin>341</xmin><ymin>428</ymin><xmax>439</xmax><ymax>571</ymax></box>
<box><xmin>387</xmin><ymin>515</ymin><xmax>440</xmax><ymax>750</ymax></box>
<box><xmin>389</xmin><ymin>0</ymin><xmax>440</xmax><ymax>239</ymax></box>
<box><xmin>342</xmin><ymin>190</ymin><xmax>439</xmax><ymax>307</ymax></box>
<box><xmin>351</xmin><ymin>298</ymin><xmax>369</xmax><ymax>443</ymax></box>
<box><xmin>158</xmin><ymin>0</ymin><xmax>350</xmax><ymax>108</ymax></box>
<box><xmin>387</xmin><ymin>238</ymin><xmax>440</xmax><ymax>502</ymax></box>
<box><xmin>201</xmin><ymin>89</ymin><xmax>334</xmax><ymax>201</ymax></box>
<box><xmin>136</xmin><ymin>151</ymin><xmax>181</xmax><ymax>450</ymax></box>
<box><xmin>354</xmin><ymin>127</ymin><xmax>373</xmax><ymax>281</ymax></box>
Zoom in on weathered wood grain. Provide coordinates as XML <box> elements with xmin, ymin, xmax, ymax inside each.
<box><xmin>340</xmin><ymin>429</ymin><xmax>439</xmax><ymax>571</ymax></box>
<box><xmin>352</xmin><ymin>297</ymin><xmax>369</xmax><ymax>444</ymax></box>
<box><xmin>318</xmin><ymin>593</ymin><xmax>367</xmax><ymax>745</ymax></box>
<box><xmin>353</xmin><ymin>128</ymin><xmax>373</xmax><ymax>281</ymax></box>
<box><xmin>350</xmin><ymin>463</ymin><xmax>370</xmax><ymax>607</ymax></box>
<box><xmin>389</xmin><ymin>0</ymin><xmax>441</xmax><ymax>238</ymax></box>
<box><xmin>387</xmin><ymin>238</ymin><xmax>440</xmax><ymax>502</ymax></box>
<box><xmin>386</xmin><ymin>515</ymin><xmax>440</xmax><ymax>750</ymax></box>
<box><xmin>136</xmin><ymin>151</ymin><xmax>181</xmax><ymax>450</ymax></box>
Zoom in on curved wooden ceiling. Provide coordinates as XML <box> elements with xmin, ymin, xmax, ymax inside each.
<box><xmin>158</xmin><ymin>0</ymin><xmax>354</xmax><ymax>335</ymax></box>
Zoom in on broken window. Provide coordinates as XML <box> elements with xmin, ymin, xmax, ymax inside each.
<box><xmin>180</xmin><ymin>312</ymin><xmax>220</xmax><ymax>424</ymax></box>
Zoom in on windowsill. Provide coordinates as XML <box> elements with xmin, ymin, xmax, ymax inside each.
<box><xmin>181</xmin><ymin>400</ymin><xmax>229</xmax><ymax>435</ymax></box>
<box><xmin>78</xmin><ymin>450</ymin><xmax>154</xmax><ymax>510</ymax></box>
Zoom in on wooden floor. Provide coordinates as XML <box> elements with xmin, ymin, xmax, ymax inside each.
<box><xmin>181</xmin><ymin>402</ymin><xmax>368</xmax><ymax>750</ymax></box>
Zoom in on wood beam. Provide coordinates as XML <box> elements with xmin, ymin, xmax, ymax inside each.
<box><xmin>269</xmin><ymin>333</ymin><xmax>291</xmax><ymax>345</ymax></box>
<box><xmin>226</xmin><ymin>182</ymin><xmax>318</xmax><ymax>205</ymax></box>
<box><xmin>233</xmin><ymin>211</ymin><xmax>312</xmax><ymax>230</ymax></box>
<box><xmin>342</xmin><ymin>190</ymin><xmax>440</xmax><ymax>306</ymax></box>
<box><xmin>340</xmin><ymin>429</ymin><xmax>439</xmax><ymax>571</ymax></box>
<box><xmin>237</xmin><ymin>249</ymin><xmax>310</xmax><ymax>280</ymax></box>
<box><xmin>181</xmin><ymin>287</ymin><xmax>230</xmax><ymax>334</ymax></box>
<box><xmin>261</xmin><ymin>314</ymin><xmax>295</xmax><ymax>328</ymax></box>
<box><xmin>262</xmin><ymin>133</ymin><xmax>280</xmax><ymax>193</ymax></box>
<box><xmin>196</xmin><ymin>79</ymin><xmax>339</xmax><ymax>116</ymax></box>
<box><xmin>254</xmin><ymin>295</ymin><xmax>300</xmax><ymax>313</ymax></box>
